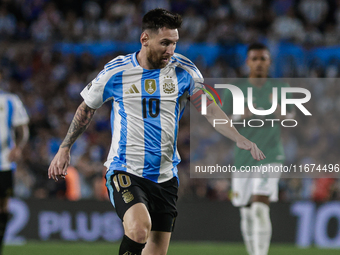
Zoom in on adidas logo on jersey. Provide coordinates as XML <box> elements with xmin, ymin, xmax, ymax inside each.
<box><xmin>125</xmin><ymin>84</ymin><xmax>140</xmax><ymax>94</ymax></box>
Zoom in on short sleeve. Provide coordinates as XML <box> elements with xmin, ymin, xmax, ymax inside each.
<box><xmin>12</xmin><ymin>95</ymin><xmax>29</xmax><ymax>127</ymax></box>
<box><xmin>188</xmin><ymin>77</ymin><xmax>204</xmax><ymax>97</ymax></box>
<box><xmin>80</xmin><ymin>70</ymin><xmax>114</xmax><ymax>109</ymax></box>
<box><xmin>172</xmin><ymin>53</ymin><xmax>213</xmax><ymax>111</ymax></box>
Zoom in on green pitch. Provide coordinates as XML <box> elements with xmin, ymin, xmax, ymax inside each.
<box><xmin>3</xmin><ymin>242</ymin><xmax>340</xmax><ymax>255</ymax></box>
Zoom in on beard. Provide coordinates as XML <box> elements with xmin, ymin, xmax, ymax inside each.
<box><xmin>146</xmin><ymin>48</ymin><xmax>169</xmax><ymax>69</ymax></box>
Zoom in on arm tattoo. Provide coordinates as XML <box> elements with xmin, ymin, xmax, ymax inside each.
<box><xmin>61</xmin><ymin>102</ymin><xmax>96</xmax><ymax>149</ymax></box>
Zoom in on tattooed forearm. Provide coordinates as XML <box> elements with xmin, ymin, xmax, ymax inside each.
<box><xmin>60</xmin><ymin>102</ymin><xmax>96</xmax><ymax>149</ymax></box>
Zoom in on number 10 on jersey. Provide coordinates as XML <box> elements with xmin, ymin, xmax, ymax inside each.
<box><xmin>142</xmin><ymin>98</ymin><xmax>160</xmax><ymax>118</ymax></box>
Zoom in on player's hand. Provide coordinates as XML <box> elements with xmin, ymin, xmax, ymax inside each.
<box><xmin>48</xmin><ymin>147</ymin><xmax>71</xmax><ymax>182</ymax></box>
<box><xmin>236</xmin><ymin>136</ymin><xmax>266</xmax><ymax>161</ymax></box>
<box><xmin>8</xmin><ymin>146</ymin><xmax>22</xmax><ymax>162</ymax></box>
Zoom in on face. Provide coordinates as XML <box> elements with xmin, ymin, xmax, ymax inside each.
<box><xmin>143</xmin><ymin>27</ymin><xmax>179</xmax><ymax>69</ymax></box>
<box><xmin>246</xmin><ymin>49</ymin><xmax>271</xmax><ymax>78</ymax></box>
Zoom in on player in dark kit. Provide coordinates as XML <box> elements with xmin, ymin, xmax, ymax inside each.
<box><xmin>49</xmin><ymin>9</ymin><xmax>265</xmax><ymax>255</ymax></box>
<box><xmin>222</xmin><ymin>43</ymin><xmax>295</xmax><ymax>255</ymax></box>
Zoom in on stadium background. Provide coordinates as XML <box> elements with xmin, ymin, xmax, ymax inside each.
<box><xmin>1</xmin><ymin>0</ymin><xmax>340</xmax><ymax>253</ymax></box>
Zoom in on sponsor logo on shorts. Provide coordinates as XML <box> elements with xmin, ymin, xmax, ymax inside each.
<box><xmin>122</xmin><ymin>190</ymin><xmax>134</xmax><ymax>203</ymax></box>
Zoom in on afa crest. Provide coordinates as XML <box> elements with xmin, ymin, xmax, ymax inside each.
<box><xmin>122</xmin><ymin>190</ymin><xmax>134</xmax><ymax>203</ymax></box>
<box><xmin>144</xmin><ymin>79</ymin><xmax>156</xmax><ymax>95</ymax></box>
<box><xmin>163</xmin><ymin>82</ymin><xmax>175</xmax><ymax>94</ymax></box>
<box><xmin>163</xmin><ymin>76</ymin><xmax>176</xmax><ymax>94</ymax></box>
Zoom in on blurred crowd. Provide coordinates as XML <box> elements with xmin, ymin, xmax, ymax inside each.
<box><xmin>1</xmin><ymin>0</ymin><xmax>340</xmax><ymax>46</ymax></box>
<box><xmin>0</xmin><ymin>0</ymin><xmax>340</xmax><ymax>202</ymax></box>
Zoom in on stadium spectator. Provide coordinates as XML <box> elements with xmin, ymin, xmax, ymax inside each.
<box><xmin>0</xmin><ymin>4</ymin><xmax>16</xmax><ymax>39</ymax></box>
<box><xmin>181</xmin><ymin>6</ymin><xmax>207</xmax><ymax>42</ymax></box>
<box><xmin>271</xmin><ymin>8</ymin><xmax>305</xmax><ymax>43</ymax></box>
<box><xmin>298</xmin><ymin>0</ymin><xmax>329</xmax><ymax>26</ymax></box>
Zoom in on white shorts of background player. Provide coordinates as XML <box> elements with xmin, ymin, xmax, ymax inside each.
<box><xmin>231</xmin><ymin>163</ymin><xmax>282</xmax><ymax>207</ymax></box>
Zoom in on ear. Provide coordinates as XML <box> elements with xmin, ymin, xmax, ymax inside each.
<box><xmin>141</xmin><ymin>32</ymin><xmax>149</xmax><ymax>47</ymax></box>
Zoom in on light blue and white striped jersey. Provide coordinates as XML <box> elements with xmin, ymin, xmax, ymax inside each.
<box><xmin>81</xmin><ymin>51</ymin><xmax>204</xmax><ymax>183</ymax></box>
<box><xmin>0</xmin><ymin>91</ymin><xmax>29</xmax><ymax>171</ymax></box>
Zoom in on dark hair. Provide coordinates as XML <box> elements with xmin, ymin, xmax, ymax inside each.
<box><xmin>142</xmin><ymin>8</ymin><xmax>182</xmax><ymax>32</ymax></box>
<box><xmin>247</xmin><ymin>43</ymin><xmax>269</xmax><ymax>54</ymax></box>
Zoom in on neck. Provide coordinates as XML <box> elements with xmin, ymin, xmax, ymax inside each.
<box><xmin>137</xmin><ymin>48</ymin><xmax>152</xmax><ymax>70</ymax></box>
<box><xmin>248</xmin><ymin>76</ymin><xmax>267</xmax><ymax>88</ymax></box>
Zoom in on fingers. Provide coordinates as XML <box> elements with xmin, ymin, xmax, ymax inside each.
<box><xmin>253</xmin><ymin>143</ymin><xmax>261</xmax><ymax>161</ymax></box>
<box><xmin>50</xmin><ymin>168</ymin><xmax>66</xmax><ymax>182</ymax></box>
<box><xmin>48</xmin><ymin>163</ymin><xmax>61</xmax><ymax>182</ymax></box>
<box><xmin>236</xmin><ymin>139</ymin><xmax>266</xmax><ymax>161</ymax></box>
<box><xmin>48</xmin><ymin>159</ymin><xmax>58</xmax><ymax>180</ymax></box>
<box><xmin>62</xmin><ymin>163</ymin><xmax>68</xmax><ymax>177</ymax></box>
<box><xmin>48</xmin><ymin>162</ymin><xmax>54</xmax><ymax>180</ymax></box>
<box><xmin>48</xmin><ymin>157</ymin><xmax>69</xmax><ymax>182</ymax></box>
<box><xmin>255</xmin><ymin>145</ymin><xmax>261</xmax><ymax>161</ymax></box>
<box><xmin>260</xmin><ymin>150</ymin><xmax>266</xmax><ymax>160</ymax></box>
<box><xmin>250</xmin><ymin>143</ymin><xmax>266</xmax><ymax>161</ymax></box>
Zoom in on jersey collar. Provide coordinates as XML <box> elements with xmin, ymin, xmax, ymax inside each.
<box><xmin>132</xmin><ymin>51</ymin><xmax>174</xmax><ymax>70</ymax></box>
<box><xmin>132</xmin><ymin>51</ymin><xmax>139</xmax><ymax>67</ymax></box>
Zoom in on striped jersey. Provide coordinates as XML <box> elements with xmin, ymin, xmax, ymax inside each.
<box><xmin>0</xmin><ymin>91</ymin><xmax>29</xmax><ymax>171</ymax></box>
<box><xmin>81</xmin><ymin>51</ymin><xmax>205</xmax><ymax>183</ymax></box>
